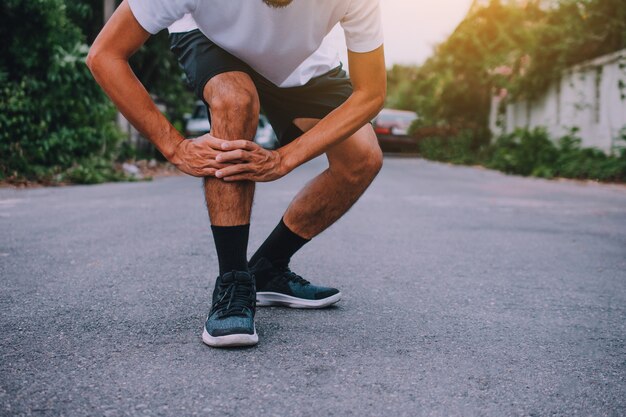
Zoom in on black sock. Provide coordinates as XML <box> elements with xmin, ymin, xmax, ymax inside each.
<box><xmin>211</xmin><ymin>224</ymin><xmax>250</xmax><ymax>276</ymax></box>
<box><xmin>249</xmin><ymin>218</ymin><xmax>310</xmax><ymax>268</ymax></box>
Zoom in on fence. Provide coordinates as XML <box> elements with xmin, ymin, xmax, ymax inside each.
<box><xmin>489</xmin><ymin>49</ymin><xmax>626</xmax><ymax>153</ymax></box>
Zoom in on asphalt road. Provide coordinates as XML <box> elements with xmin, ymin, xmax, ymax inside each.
<box><xmin>1</xmin><ymin>157</ymin><xmax>625</xmax><ymax>416</ymax></box>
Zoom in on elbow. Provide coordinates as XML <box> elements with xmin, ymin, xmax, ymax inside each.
<box><xmin>353</xmin><ymin>87</ymin><xmax>387</xmax><ymax>120</ymax></box>
<box><xmin>374</xmin><ymin>92</ymin><xmax>386</xmax><ymax>112</ymax></box>
<box><xmin>376</xmin><ymin>84</ymin><xmax>387</xmax><ymax>111</ymax></box>
<box><xmin>86</xmin><ymin>46</ymin><xmax>104</xmax><ymax>75</ymax></box>
<box><xmin>86</xmin><ymin>47</ymin><xmax>98</xmax><ymax>74</ymax></box>
<box><xmin>369</xmin><ymin>92</ymin><xmax>386</xmax><ymax>118</ymax></box>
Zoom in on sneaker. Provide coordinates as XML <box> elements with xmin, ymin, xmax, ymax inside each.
<box><xmin>202</xmin><ymin>270</ymin><xmax>258</xmax><ymax>348</ymax></box>
<box><xmin>250</xmin><ymin>258</ymin><xmax>341</xmax><ymax>309</ymax></box>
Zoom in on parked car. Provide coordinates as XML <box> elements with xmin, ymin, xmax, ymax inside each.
<box><xmin>372</xmin><ymin>108</ymin><xmax>419</xmax><ymax>152</ymax></box>
<box><xmin>185</xmin><ymin>101</ymin><xmax>279</xmax><ymax>149</ymax></box>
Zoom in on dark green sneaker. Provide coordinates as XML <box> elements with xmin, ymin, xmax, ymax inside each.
<box><xmin>202</xmin><ymin>271</ymin><xmax>258</xmax><ymax>348</ymax></box>
<box><xmin>250</xmin><ymin>258</ymin><xmax>341</xmax><ymax>309</ymax></box>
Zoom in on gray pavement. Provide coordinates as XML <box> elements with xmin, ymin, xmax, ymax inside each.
<box><xmin>1</xmin><ymin>157</ymin><xmax>625</xmax><ymax>416</ymax></box>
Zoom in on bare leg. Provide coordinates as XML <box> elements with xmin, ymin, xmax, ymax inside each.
<box><xmin>202</xmin><ymin>72</ymin><xmax>259</xmax><ymax>225</ymax></box>
<box><xmin>282</xmin><ymin>121</ymin><xmax>383</xmax><ymax>239</ymax></box>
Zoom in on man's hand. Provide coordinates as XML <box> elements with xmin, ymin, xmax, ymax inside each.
<box><xmin>214</xmin><ymin>141</ymin><xmax>287</xmax><ymax>182</ymax></box>
<box><xmin>170</xmin><ymin>133</ymin><xmax>230</xmax><ymax>177</ymax></box>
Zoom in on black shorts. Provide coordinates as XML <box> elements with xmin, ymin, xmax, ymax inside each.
<box><xmin>169</xmin><ymin>29</ymin><xmax>353</xmax><ymax>146</ymax></box>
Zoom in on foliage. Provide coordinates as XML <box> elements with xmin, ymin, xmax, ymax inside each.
<box><xmin>487</xmin><ymin>128</ymin><xmax>559</xmax><ymax>176</ymax></box>
<box><xmin>67</xmin><ymin>0</ymin><xmax>195</xmax><ymax>133</ymax></box>
<box><xmin>388</xmin><ymin>0</ymin><xmax>626</xmax><ymax>183</ymax></box>
<box><xmin>387</xmin><ymin>1</ymin><xmax>543</xmax><ymax>128</ymax></box>
<box><xmin>1</xmin><ymin>0</ymin><xmax>195</xmax><ymax>183</ymax></box>
<box><xmin>418</xmin><ymin>130</ymin><xmax>491</xmax><ymax>166</ymax></box>
<box><xmin>387</xmin><ymin>0</ymin><xmax>626</xmax><ymax>130</ymax></box>
<box><xmin>386</xmin><ymin>65</ymin><xmax>420</xmax><ymax>111</ymax></box>
<box><xmin>521</xmin><ymin>0</ymin><xmax>626</xmax><ymax>96</ymax></box>
<box><xmin>418</xmin><ymin>128</ymin><xmax>626</xmax><ymax>182</ymax></box>
<box><xmin>60</xmin><ymin>157</ymin><xmax>130</xmax><ymax>184</ymax></box>
<box><xmin>65</xmin><ymin>0</ymin><xmax>109</xmax><ymax>45</ymax></box>
<box><xmin>130</xmin><ymin>31</ymin><xmax>196</xmax><ymax>133</ymax></box>
<box><xmin>0</xmin><ymin>0</ymin><xmax>123</xmax><ymax>183</ymax></box>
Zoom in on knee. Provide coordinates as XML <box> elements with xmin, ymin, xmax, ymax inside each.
<box><xmin>366</xmin><ymin>144</ymin><xmax>384</xmax><ymax>176</ymax></box>
<box><xmin>360</xmin><ymin>144</ymin><xmax>384</xmax><ymax>181</ymax></box>
<box><xmin>203</xmin><ymin>74</ymin><xmax>260</xmax><ymax>124</ymax></box>
<box><xmin>337</xmin><ymin>143</ymin><xmax>383</xmax><ymax>185</ymax></box>
<box><xmin>208</xmin><ymin>88</ymin><xmax>259</xmax><ymax>120</ymax></box>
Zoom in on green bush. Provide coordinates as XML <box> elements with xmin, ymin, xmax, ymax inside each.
<box><xmin>487</xmin><ymin>128</ymin><xmax>559</xmax><ymax>177</ymax></box>
<box><xmin>554</xmin><ymin>135</ymin><xmax>626</xmax><ymax>181</ymax></box>
<box><xmin>419</xmin><ymin>130</ymin><xmax>491</xmax><ymax>166</ymax></box>
<box><xmin>60</xmin><ymin>157</ymin><xmax>129</xmax><ymax>185</ymax></box>
<box><xmin>0</xmin><ymin>0</ymin><xmax>123</xmax><ymax>183</ymax></box>
<box><xmin>417</xmin><ymin>128</ymin><xmax>626</xmax><ymax>182</ymax></box>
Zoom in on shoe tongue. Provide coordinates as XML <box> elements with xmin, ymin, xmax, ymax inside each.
<box><xmin>220</xmin><ymin>271</ymin><xmax>252</xmax><ymax>284</ymax></box>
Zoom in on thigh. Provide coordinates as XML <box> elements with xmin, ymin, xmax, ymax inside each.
<box><xmin>253</xmin><ymin>65</ymin><xmax>353</xmax><ymax>147</ymax></box>
<box><xmin>294</xmin><ymin>118</ymin><xmax>380</xmax><ymax>169</ymax></box>
<box><xmin>169</xmin><ymin>29</ymin><xmax>253</xmax><ymax>101</ymax></box>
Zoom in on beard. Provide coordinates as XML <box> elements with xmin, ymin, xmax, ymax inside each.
<box><xmin>262</xmin><ymin>0</ymin><xmax>293</xmax><ymax>8</ymax></box>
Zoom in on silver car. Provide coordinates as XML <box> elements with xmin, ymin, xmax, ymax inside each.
<box><xmin>185</xmin><ymin>101</ymin><xmax>279</xmax><ymax>149</ymax></box>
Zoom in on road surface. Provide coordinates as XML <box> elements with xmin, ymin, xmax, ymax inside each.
<box><xmin>1</xmin><ymin>157</ymin><xmax>625</xmax><ymax>416</ymax></box>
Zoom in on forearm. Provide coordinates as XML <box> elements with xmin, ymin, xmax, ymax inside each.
<box><xmin>278</xmin><ymin>90</ymin><xmax>384</xmax><ymax>171</ymax></box>
<box><xmin>87</xmin><ymin>53</ymin><xmax>183</xmax><ymax>160</ymax></box>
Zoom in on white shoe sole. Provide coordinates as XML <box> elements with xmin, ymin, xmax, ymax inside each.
<box><xmin>202</xmin><ymin>327</ymin><xmax>258</xmax><ymax>348</ymax></box>
<box><xmin>256</xmin><ymin>292</ymin><xmax>341</xmax><ymax>309</ymax></box>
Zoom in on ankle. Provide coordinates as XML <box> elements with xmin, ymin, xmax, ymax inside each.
<box><xmin>248</xmin><ymin>218</ymin><xmax>309</xmax><ymax>267</ymax></box>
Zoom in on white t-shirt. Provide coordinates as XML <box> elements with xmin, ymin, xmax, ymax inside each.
<box><xmin>128</xmin><ymin>0</ymin><xmax>384</xmax><ymax>87</ymax></box>
<box><xmin>167</xmin><ymin>14</ymin><xmax>197</xmax><ymax>33</ymax></box>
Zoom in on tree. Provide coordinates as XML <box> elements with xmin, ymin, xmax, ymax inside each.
<box><xmin>68</xmin><ymin>0</ymin><xmax>195</xmax><ymax>132</ymax></box>
<box><xmin>387</xmin><ymin>0</ymin><xmax>626</xmax><ymax>133</ymax></box>
<box><xmin>0</xmin><ymin>0</ymin><xmax>121</xmax><ymax>182</ymax></box>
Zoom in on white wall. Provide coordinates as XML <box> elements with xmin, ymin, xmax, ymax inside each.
<box><xmin>490</xmin><ymin>49</ymin><xmax>626</xmax><ymax>153</ymax></box>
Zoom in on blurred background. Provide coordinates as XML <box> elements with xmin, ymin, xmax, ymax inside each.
<box><xmin>1</xmin><ymin>0</ymin><xmax>625</xmax><ymax>185</ymax></box>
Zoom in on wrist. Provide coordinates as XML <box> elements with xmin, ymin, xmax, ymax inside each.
<box><xmin>161</xmin><ymin>132</ymin><xmax>185</xmax><ymax>162</ymax></box>
<box><xmin>277</xmin><ymin>147</ymin><xmax>296</xmax><ymax>175</ymax></box>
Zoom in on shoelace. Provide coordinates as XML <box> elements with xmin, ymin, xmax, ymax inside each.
<box><xmin>212</xmin><ymin>275</ymin><xmax>255</xmax><ymax>318</ymax></box>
